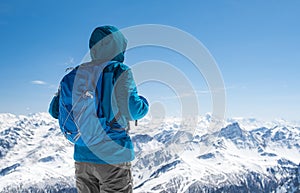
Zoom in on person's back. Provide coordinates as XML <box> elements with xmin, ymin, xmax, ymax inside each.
<box><xmin>49</xmin><ymin>25</ymin><xmax>149</xmax><ymax>192</ymax></box>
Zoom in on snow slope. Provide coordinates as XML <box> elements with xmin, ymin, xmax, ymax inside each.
<box><xmin>0</xmin><ymin>113</ymin><xmax>75</xmax><ymax>192</ymax></box>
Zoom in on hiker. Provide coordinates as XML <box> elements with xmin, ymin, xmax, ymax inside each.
<box><xmin>49</xmin><ymin>25</ymin><xmax>149</xmax><ymax>193</ymax></box>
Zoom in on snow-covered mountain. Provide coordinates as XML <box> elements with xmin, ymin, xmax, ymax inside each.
<box><xmin>0</xmin><ymin>113</ymin><xmax>75</xmax><ymax>193</ymax></box>
<box><xmin>0</xmin><ymin>113</ymin><xmax>299</xmax><ymax>193</ymax></box>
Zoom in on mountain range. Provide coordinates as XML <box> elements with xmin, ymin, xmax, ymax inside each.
<box><xmin>0</xmin><ymin>113</ymin><xmax>299</xmax><ymax>192</ymax></box>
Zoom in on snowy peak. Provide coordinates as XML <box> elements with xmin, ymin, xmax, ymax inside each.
<box><xmin>219</xmin><ymin>122</ymin><xmax>244</xmax><ymax>140</ymax></box>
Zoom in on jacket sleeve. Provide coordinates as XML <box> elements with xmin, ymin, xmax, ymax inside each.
<box><xmin>49</xmin><ymin>93</ymin><xmax>59</xmax><ymax>119</ymax></box>
<box><xmin>114</xmin><ymin>69</ymin><xmax>149</xmax><ymax>121</ymax></box>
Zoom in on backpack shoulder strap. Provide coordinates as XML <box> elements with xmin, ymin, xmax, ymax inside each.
<box><xmin>108</xmin><ymin>111</ymin><xmax>121</xmax><ymax>128</ymax></box>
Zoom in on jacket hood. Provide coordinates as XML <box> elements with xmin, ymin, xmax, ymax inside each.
<box><xmin>89</xmin><ymin>26</ymin><xmax>127</xmax><ymax>62</ymax></box>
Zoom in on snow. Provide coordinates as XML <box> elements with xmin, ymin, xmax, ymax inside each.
<box><xmin>0</xmin><ymin>113</ymin><xmax>299</xmax><ymax>192</ymax></box>
<box><xmin>0</xmin><ymin>113</ymin><xmax>74</xmax><ymax>190</ymax></box>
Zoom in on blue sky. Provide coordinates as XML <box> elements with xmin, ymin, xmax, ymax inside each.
<box><xmin>0</xmin><ymin>0</ymin><xmax>299</xmax><ymax>121</ymax></box>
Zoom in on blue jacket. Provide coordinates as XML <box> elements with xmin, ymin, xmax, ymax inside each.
<box><xmin>49</xmin><ymin>26</ymin><xmax>149</xmax><ymax>164</ymax></box>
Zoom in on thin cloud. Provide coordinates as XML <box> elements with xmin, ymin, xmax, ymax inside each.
<box><xmin>31</xmin><ymin>80</ymin><xmax>47</xmax><ymax>85</ymax></box>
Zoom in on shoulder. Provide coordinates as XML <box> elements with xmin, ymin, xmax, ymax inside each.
<box><xmin>60</xmin><ymin>66</ymin><xmax>79</xmax><ymax>83</ymax></box>
<box><xmin>103</xmin><ymin>61</ymin><xmax>131</xmax><ymax>80</ymax></box>
<box><xmin>61</xmin><ymin>61</ymin><xmax>93</xmax><ymax>81</ymax></box>
<box><xmin>104</xmin><ymin>61</ymin><xmax>130</xmax><ymax>73</ymax></box>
